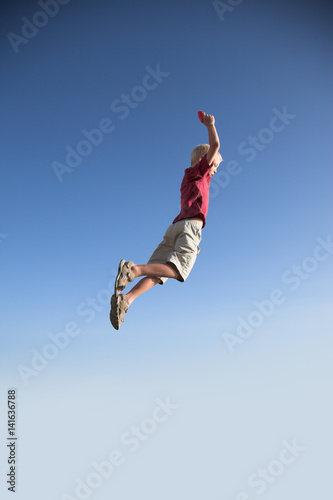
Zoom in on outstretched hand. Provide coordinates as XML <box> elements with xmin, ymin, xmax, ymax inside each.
<box><xmin>203</xmin><ymin>113</ymin><xmax>215</xmax><ymax>126</ymax></box>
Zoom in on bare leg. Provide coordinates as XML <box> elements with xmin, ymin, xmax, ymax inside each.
<box><xmin>125</xmin><ymin>276</ymin><xmax>160</xmax><ymax>306</ymax></box>
<box><xmin>131</xmin><ymin>263</ymin><xmax>181</xmax><ymax>281</ymax></box>
<box><xmin>121</xmin><ymin>263</ymin><xmax>181</xmax><ymax>307</ymax></box>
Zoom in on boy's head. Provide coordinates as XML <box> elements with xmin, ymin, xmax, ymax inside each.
<box><xmin>190</xmin><ymin>144</ymin><xmax>223</xmax><ymax>175</ymax></box>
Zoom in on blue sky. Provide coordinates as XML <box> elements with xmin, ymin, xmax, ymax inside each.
<box><xmin>0</xmin><ymin>0</ymin><xmax>332</xmax><ymax>499</ymax></box>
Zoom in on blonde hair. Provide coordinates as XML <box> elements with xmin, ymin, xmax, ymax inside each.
<box><xmin>190</xmin><ymin>144</ymin><xmax>223</xmax><ymax>166</ymax></box>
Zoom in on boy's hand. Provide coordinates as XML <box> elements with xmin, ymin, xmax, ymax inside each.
<box><xmin>202</xmin><ymin>112</ymin><xmax>220</xmax><ymax>166</ymax></box>
<box><xmin>203</xmin><ymin>113</ymin><xmax>215</xmax><ymax>126</ymax></box>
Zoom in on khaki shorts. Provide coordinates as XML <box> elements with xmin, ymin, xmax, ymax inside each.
<box><xmin>147</xmin><ymin>219</ymin><xmax>202</xmax><ymax>284</ymax></box>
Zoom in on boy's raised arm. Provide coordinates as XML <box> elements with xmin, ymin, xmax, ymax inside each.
<box><xmin>203</xmin><ymin>113</ymin><xmax>220</xmax><ymax>165</ymax></box>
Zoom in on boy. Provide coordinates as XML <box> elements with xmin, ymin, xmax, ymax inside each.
<box><xmin>110</xmin><ymin>112</ymin><xmax>222</xmax><ymax>330</ymax></box>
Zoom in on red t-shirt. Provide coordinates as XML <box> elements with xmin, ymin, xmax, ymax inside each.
<box><xmin>173</xmin><ymin>155</ymin><xmax>212</xmax><ymax>228</ymax></box>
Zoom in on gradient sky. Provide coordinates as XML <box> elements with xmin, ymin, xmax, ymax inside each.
<box><xmin>0</xmin><ymin>1</ymin><xmax>332</xmax><ymax>499</ymax></box>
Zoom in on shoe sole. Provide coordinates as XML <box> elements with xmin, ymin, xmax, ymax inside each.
<box><xmin>115</xmin><ymin>259</ymin><xmax>126</xmax><ymax>295</ymax></box>
<box><xmin>110</xmin><ymin>294</ymin><xmax>120</xmax><ymax>330</ymax></box>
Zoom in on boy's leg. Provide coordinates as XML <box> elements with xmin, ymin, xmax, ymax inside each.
<box><xmin>123</xmin><ymin>263</ymin><xmax>182</xmax><ymax>306</ymax></box>
<box><xmin>112</xmin><ymin>263</ymin><xmax>180</xmax><ymax>317</ymax></box>
<box><xmin>111</xmin><ymin>275</ymin><xmax>161</xmax><ymax>329</ymax></box>
<box><xmin>131</xmin><ymin>263</ymin><xmax>181</xmax><ymax>281</ymax></box>
<box><xmin>116</xmin><ymin>262</ymin><xmax>181</xmax><ymax>294</ymax></box>
<box><xmin>125</xmin><ymin>276</ymin><xmax>161</xmax><ymax>306</ymax></box>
